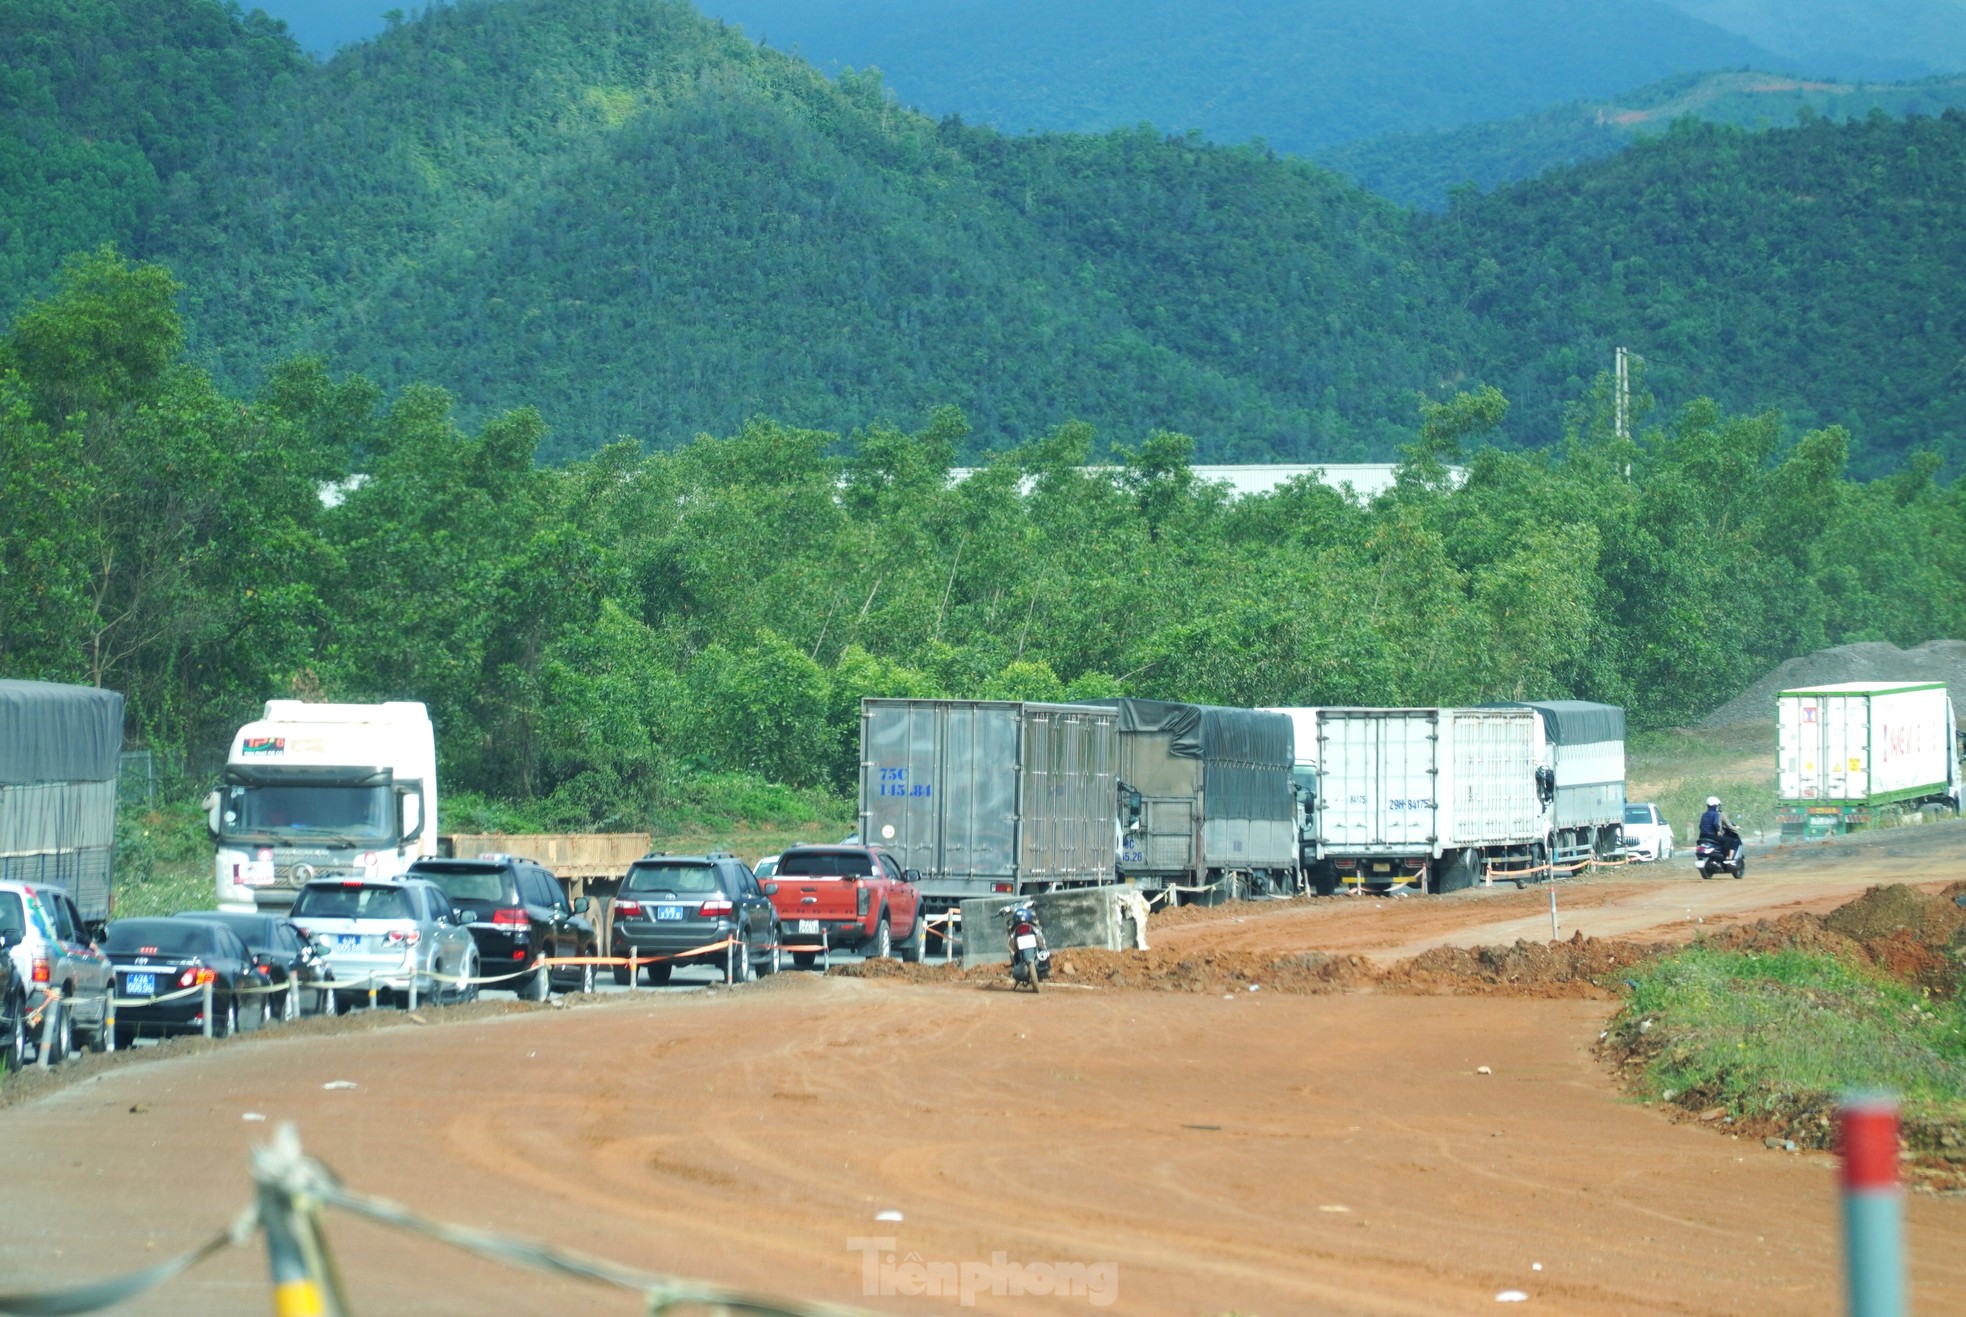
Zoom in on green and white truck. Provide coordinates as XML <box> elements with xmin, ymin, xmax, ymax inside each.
<box><xmin>1776</xmin><ymin>681</ymin><xmax>1963</xmax><ymax>839</ymax></box>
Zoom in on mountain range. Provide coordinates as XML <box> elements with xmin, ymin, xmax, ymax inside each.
<box><xmin>3</xmin><ymin>0</ymin><xmax>1963</xmax><ymax>471</ymax></box>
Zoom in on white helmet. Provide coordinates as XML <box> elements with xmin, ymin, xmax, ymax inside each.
<box><xmin>1706</xmin><ymin>795</ymin><xmax>1721</xmax><ymax>807</ymax></box>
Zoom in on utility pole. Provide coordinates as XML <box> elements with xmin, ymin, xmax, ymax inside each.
<box><xmin>1615</xmin><ymin>345</ymin><xmax>1630</xmax><ymax>442</ymax></box>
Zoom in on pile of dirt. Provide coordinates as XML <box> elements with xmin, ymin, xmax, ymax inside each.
<box><xmin>832</xmin><ymin>947</ymin><xmax>1375</xmax><ymax>993</ymax></box>
<box><xmin>1380</xmin><ymin>933</ymin><xmax>1666</xmax><ymax>1000</ymax></box>
<box><xmin>1699</xmin><ymin>639</ymin><xmax>1966</xmax><ymax>728</ymax></box>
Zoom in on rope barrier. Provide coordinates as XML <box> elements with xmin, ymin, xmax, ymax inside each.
<box><xmin>0</xmin><ymin>1124</ymin><xmax>878</xmax><ymax>1316</ymax></box>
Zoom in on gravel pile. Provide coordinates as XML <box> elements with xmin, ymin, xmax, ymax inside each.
<box><xmin>1700</xmin><ymin>640</ymin><xmax>1966</xmax><ymax>728</ymax></box>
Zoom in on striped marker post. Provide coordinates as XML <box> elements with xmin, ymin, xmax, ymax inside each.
<box><xmin>1840</xmin><ymin>1095</ymin><xmax>1906</xmax><ymax>1317</ymax></box>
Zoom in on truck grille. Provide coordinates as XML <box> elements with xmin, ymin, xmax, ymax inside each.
<box><xmin>274</xmin><ymin>863</ymin><xmax>362</xmax><ymax>889</ymax></box>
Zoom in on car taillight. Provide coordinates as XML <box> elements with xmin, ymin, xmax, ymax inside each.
<box><xmin>385</xmin><ymin>929</ymin><xmax>421</xmax><ymax>945</ymax></box>
<box><xmin>177</xmin><ymin>966</ymin><xmax>217</xmax><ymax>988</ymax></box>
<box><xmin>614</xmin><ymin>900</ymin><xmax>642</xmax><ymax>917</ymax></box>
<box><xmin>700</xmin><ymin>899</ymin><xmax>734</xmax><ymax>919</ymax></box>
<box><xmin>31</xmin><ymin>958</ymin><xmax>49</xmax><ymax>984</ymax></box>
<box><xmin>992</xmin><ymin>882</ymin><xmax>1012</xmax><ymax>893</ymax></box>
<box><xmin>492</xmin><ymin>908</ymin><xmax>530</xmax><ymax>928</ymax></box>
<box><xmin>857</xmin><ymin>885</ymin><xmax>871</xmax><ymax>917</ymax></box>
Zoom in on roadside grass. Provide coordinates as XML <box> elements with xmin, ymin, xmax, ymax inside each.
<box><xmin>1609</xmin><ymin>944</ymin><xmax>1966</xmax><ymax>1151</ymax></box>
<box><xmin>113</xmin><ymin>799</ymin><xmax>218</xmax><ymax>917</ymax></box>
<box><xmin>1626</xmin><ymin>720</ymin><xmax>1777</xmax><ymax>844</ymax></box>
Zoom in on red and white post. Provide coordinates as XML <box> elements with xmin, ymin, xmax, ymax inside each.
<box><xmin>1839</xmin><ymin>1095</ymin><xmax>1906</xmax><ymax>1317</ymax></box>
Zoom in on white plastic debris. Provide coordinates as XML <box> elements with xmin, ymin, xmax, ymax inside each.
<box><xmin>1317</xmin><ymin>1205</ymin><xmax>1351</xmax><ymax>1213</ymax></box>
<box><xmin>1248</xmin><ymin>984</ymin><xmax>1261</xmax><ymax>992</ymax></box>
<box><xmin>1531</xmin><ymin>1263</ymin><xmax>1543</xmax><ymax>1272</ymax></box>
<box><xmin>875</xmin><ymin>1210</ymin><xmax>903</xmax><ymax>1222</ymax></box>
<box><xmin>241</xmin><ymin>1112</ymin><xmax>267</xmax><ymax>1122</ymax></box>
<box><xmin>322</xmin><ymin>1081</ymin><xmax>358</xmax><ymax>1091</ymax></box>
<box><xmin>1476</xmin><ymin>1065</ymin><xmax>1493</xmax><ymax>1075</ymax></box>
<box><xmin>1496</xmin><ymin>1291</ymin><xmax>1529</xmax><ymax>1303</ymax></box>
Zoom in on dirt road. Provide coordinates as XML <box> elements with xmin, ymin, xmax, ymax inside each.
<box><xmin>2</xmin><ymin>826</ymin><xmax>1965</xmax><ymax>1316</ymax></box>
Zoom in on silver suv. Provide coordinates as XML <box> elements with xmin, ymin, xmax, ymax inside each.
<box><xmin>289</xmin><ymin>878</ymin><xmax>478</xmax><ymax>1009</ymax></box>
<box><xmin>0</xmin><ymin>882</ymin><xmax>112</xmax><ymax>1060</ymax></box>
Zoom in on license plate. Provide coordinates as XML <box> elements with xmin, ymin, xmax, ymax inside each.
<box><xmin>338</xmin><ymin>934</ymin><xmax>363</xmax><ymax>948</ymax></box>
<box><xmin>656</xmin><ymin>906</ymin><xmax>685</xmax><ymax>921</ymax></box>
<box><xmin>125</xmin><ymin>973</ymin><xmax>155</xmax><ymax>997</ymax></box>
<box><xmin>1015</xmin><ymin>934</ymin><xmax>1038</xmax><ymax>950</ymax></box>
<box><xmin>796</xmin><ymin>920</ymin><xmax>819</xmax><ymax>934</ymax></box>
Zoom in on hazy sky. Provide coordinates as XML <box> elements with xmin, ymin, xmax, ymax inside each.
<box><xmin>249</xmin><ymin>1</ymin><xmax>393</xmax><ymax>57</ymax></box>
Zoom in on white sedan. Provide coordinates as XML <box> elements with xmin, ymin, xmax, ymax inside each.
<box><xmin>1622</xmin><ymin>802</ymin><xmax>1675</xmax><ymax>861</ymax></box>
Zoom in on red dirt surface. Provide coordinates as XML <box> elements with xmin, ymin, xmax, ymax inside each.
<box><xmin>3</xmin><ymin>823</ymin><xmax>1966</xmax><ymax>1315</ymax></box>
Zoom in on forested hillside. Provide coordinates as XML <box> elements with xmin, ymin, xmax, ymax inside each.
<box><xmin>692</xmin><ymin>0</ymin><xmax>1771</xmax><ymax>153</ymax></box>
<box><xmin>3</xmin><ymin>0</ymin><xmax>1965</xmax><ymax>471</ymax></box>
<box><xmin>6</xmin><ymin>254</ymin><xmax>1963</xmax><ymax>823</ymax></box>
<box><xmin>1320</xmin><ymin>71</ymin><xmax>1966</xmax><ymax>209</ymax></box>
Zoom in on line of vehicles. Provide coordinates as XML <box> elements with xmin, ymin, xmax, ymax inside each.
<box><xmin>1</xmin><ymin>673</ymin><xmax>1960</xmax><ymax>1062</ymax></box>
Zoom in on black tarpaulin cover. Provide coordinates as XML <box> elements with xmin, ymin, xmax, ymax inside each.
<box><xmin>1492</xmin><ymin>700</ymin><xmax>1625</xmax><ymax>746</ymax></box>
<box><xmin>1096</xmin><ymin>698</ymin><xmax>1294</xmax><ymax>819</ymax></box>
<box><xmin>0</xmin><ymin>680</ymin><xmax>125</xmax><ymax>784</ymax></box>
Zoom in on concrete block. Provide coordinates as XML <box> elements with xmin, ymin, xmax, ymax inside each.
<box><xmin>959</xmin><ymin>885</ymin><xmax>1147</xmax><ymax>968</ymax></box>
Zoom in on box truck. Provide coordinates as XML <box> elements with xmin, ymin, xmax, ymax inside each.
<box><xmin>1491</xmin><ymin>700</ymin><xmax>1628</xmax><ymax>865</ymax></box>
<box><xmin>860</xmin><ymin>698</ymin><xmax>1120</xmax><ymax>912</ymax></box>
<box><xmin>0</xmin><ymin>680</ymin><xmax>124</xmax><ymax>926</ymax></box>
<box><xmin>1261</xmin><ymin>706</ymin><xmax>1322</xmax><ymax>886</ymax></box>
<box><xmin>210</xmin><ymin>701</ymin><xmax>438</xmax><ymax>911</ymax></box>
<box><xmin>1101</xmin><ymin>699</ymin><xmax>1298</xmax><ymax>903</ymax></box>
<box><xmin>1311</xmin><ymin>707</ymin><xmax>1543</xmax><ymax>893</ymax></box>
<box><xmin>1776</xmin><ymin>681</ymin><xmax>1962</xmax><ymax>839</ymax></box>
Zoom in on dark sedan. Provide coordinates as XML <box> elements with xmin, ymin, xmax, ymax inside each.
<box><xmin>103</xmin><ymin>918</ymin><xmax>270</xmax><ymax>1043</ymax></box>
<box><xmin>173</xmin><ymin>911</ymin><xmax>333</xmax><ymax>1020</ymax></box>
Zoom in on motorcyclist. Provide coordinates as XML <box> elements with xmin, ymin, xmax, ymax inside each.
<box><xmin>1698</xmin><ymin>795</ymin><xmax>1738</xmax><ymax>860</ymax></box>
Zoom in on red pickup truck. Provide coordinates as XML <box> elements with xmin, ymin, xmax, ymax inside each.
<box><xmin>766</xmin><ymin>845</ymin><xmax>926</xmax><ymax>967</ymax></box>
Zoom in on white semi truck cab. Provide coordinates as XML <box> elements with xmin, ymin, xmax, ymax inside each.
<box><xmin>209</xmin><ymin>701</ymin><xmax>438</xmax><ymax>912</ymax></box>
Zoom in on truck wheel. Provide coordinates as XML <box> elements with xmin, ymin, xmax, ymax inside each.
<box><xmin>898</xmin><ymin>910</ymin><xmax>927</xmax><ymax>963</ymax></box>
<box><xmin>868</xmin><ymin>916</ymin><xmax>892</xmax><ymax>961</ymax></box>
<box><xmin>725</xmin><ymin>935</ymin><xmax>753</xmax><ymax>984</ymax></box>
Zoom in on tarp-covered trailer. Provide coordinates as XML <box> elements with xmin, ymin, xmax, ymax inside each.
<box><xmin>1777</xmin><ymin>681</ymin><xmax>1962</xmax><ymax>839</ymax></box>
<box><xmin>1490</xmin><ymin>700</ymin><xmax>1628</xmax><ymax>865</ymax></box>
<box><xmin>1099</xmin><ymin>699</ymin><xmax>1298</xmax><ymax>903</ymax></box>
<box><xmin>861</xmin><ymin>699</ymin><xmax>1120</xmax><ymax>912</ymax></box>
<box><xmin>0</xmin><ymin>680</ymin><xmax>124</xmax><ymax>925</ymax></box>
<box><xmin>1313</xmin><ymin>706</ymin><xmax>1542</xmax><ymax>893</ymax></box>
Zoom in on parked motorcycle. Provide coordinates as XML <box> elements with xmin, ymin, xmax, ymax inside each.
<box><xmin>1695</xmin><ymin>824</ymin><xmax>1746</xmax><ymax>880</ymax></box>
<box><xmin>1002</xmin><ymin>901</ymin><xmax>1051</xmax><ymax>992</ymax></box>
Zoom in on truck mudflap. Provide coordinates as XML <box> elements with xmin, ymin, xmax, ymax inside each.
<box><xmin>1333</xmin><ymin>857</ymin><xmax>1429</xmax><ymax>890</ymax></box>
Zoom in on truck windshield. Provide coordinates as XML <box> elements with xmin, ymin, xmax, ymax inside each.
<box><xmin>218</xmin><ymin>784</ymin><xmax>395</xmax><ymax>845</ymax></box>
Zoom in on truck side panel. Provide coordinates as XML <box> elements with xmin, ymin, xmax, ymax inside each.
<box><xmin>1779</xmin><ymin>684</ymin><xmax>1952</xmax><ymax>805</ymax></box>
<box><xmin>1438</xmin><ymin>709</ymin><xmax>1543</xmax><ymax>849</ymax></box>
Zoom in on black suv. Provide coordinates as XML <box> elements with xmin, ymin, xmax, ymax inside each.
<box><xmin>408</xmin><ymin>856</ymin><xmax>600</xmax><ymax>998</ymax></box>
<box><xmin>609</xmin><ymin>854</ymin><xmax>779</xmax><ymax>986</ymax></box>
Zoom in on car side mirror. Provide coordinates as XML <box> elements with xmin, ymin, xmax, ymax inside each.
<box><xmin>572</xmin><ymin>896</ymin><xmax>591</xmax><ymax>914</ymax></box>
<box><xmin>453</xmin><ymin>908</ymin><xmax>469</xmax><ymax>925</ymax></box>
<box><xmin>903</xmin><ymin>869</ymin><xmax>921</xmax><ymax>883</ymax></box>
<box><xmin>202</xmin><ymin>789</ymin><xmax>222</xmax><ymax>838</ymax></box>
<box><xmin>0</xmin><ymin>932</ymin><xmax>12</xmax><ymax>952</ymax></box>
<box><xmin>763</xmin><ymin>882</ymin><xmax>778</xmax><ymax>896</ymax></box>
<box><xmin>312</xmin><ymin>934</ymin><xmax>334</xmax><ymax>953</ymax></box>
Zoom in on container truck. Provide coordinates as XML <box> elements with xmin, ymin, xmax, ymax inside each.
<box><xmin>1490</xmin><ymin>700</ymin><xmax>1628</xmax><ymax>865</ymax></box>
<box><xmin>0</xmin><ymin>680</ymin><xmax>124</xmax><ymax>927</ymax></box>
<box><xmin>1776</xmin><ymin>681</ymin><xmax>1962</xmax><ymax>840</ymax></box>
<box><xmin>210</xmin><ymin>701</ymin><xmax>438</xmax><ymax>912</ymax></box>
<box><xmin>860</xmin><ymin>698</ymin><xmax>1120</xmax><ymax>912</ymax></box>
<box><xmin>1310</xmin><ymin>706</ymin><xmax>1543</xmax><ymax>893</ymax></box>
<box><xmin>1100</xmin><ymin>699</ymin><xmax>1298</xmax><ymax>903</ymax></box>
